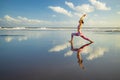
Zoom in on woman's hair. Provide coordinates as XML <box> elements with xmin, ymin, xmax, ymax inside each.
<box><xmin>82</xmin><ymin>20</ymin><xmax>84</xmax><ymax>24</ymax></box>
<box><xmin>79</xmin><ymin>20</ymin><xmax>84</xmax><ymax>24</ymax></box>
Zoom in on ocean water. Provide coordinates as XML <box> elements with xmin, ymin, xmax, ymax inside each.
<box><xmin>0</xmin><ymin>29</ymin><xmax>120</xmax><ymax>80</ymax></box>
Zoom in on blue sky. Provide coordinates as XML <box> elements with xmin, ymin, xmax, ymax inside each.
<box><xmin>0</xmin><ymin>0</ymin><xmax>120</xmax><ymax>27</ymax></box>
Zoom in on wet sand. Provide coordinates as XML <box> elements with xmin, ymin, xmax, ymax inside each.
<box><xmin>0</xmin><ymin>30</ymin><xmax>120</xmax><ymax>80</ymax></box>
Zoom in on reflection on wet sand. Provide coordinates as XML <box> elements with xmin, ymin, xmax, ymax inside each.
<box><xmin>49</xmin><ymin>42</ymin><xmax>70</xmax><ymax>52</ymax></box>
<box><xmin>87</xmin><ymin>47</ymin><xmax>108</xmax><ymax>60</ymax></box>
<box><xmin>49</xmin><ymin>41</ymin><xmax>108</xmax><ymax>61</ymax></box>
<box><xmin>3</xmin><ymin>36</ymin><xmax>28</xmax><ymax>42</ymax></box>
<box><xmin>0</xmin><ymin>31</ymin><xmax>47</xmax><ymax>43</ymax></box>
<box><xmin>49</xmin><ymin>40</ymin><xmax>109</xmax><ymax>70</ymax></box>
<box><xmin>70</xmin><ymin>42</ymin><xmax>93</xmax><ymax>69</ymax></box>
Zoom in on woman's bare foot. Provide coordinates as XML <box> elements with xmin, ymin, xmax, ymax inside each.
<box><xmin>89</xmin><ymin>40</ymin><xmax>93</xmax><ymax>43</ymax></box>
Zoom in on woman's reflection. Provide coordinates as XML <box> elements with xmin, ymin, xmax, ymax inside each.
<box><xmin>70</xmin><ymin>42</ymin><xmax>93</xmax><ymax>69</ymax></box>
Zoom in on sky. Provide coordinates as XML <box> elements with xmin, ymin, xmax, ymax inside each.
<box><xmin>0</xmin><ymin>0</ymin><xmax>120</xmax><ymax>27</ymax></box>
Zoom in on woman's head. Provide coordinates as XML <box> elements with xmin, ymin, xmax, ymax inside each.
<box><xmin>83</xmin><ymin>14</ymin><xmax>86</xmax><ymax>17</ymax></box>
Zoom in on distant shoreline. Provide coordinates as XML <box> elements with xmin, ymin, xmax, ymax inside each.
<box><xmin>0</xmin><ymin>27</ymin><xmax>120</xmax><ymax>32</ymax></box>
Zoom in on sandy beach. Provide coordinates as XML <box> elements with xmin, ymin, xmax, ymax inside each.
<box><xmin>0</xmin><ymin>29</ymin><xmax>120</xmax><ymax>80</ymax></box>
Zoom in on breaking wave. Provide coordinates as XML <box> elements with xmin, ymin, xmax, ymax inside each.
<box><xmin>0</xmin><ymin>27</ymin><xmax>120</xmax><ymax>32</ymax></box>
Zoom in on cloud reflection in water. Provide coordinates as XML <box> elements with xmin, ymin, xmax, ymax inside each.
<box><xmin>4</xmin><ymin>36</ymin><xmax>28</xmax><ymax>42</ymax></box>
<box><xmin>1</xmin><ymin>31</ymin><xmax>47</xmax><ymax>43</ymax></box>
<box><xmin>49</xmin><ymin>41</ymin><xmax>108</xmax><ymax>61</ymax></box>
<box><xmin>49</xmin><ymin>42</ymin><xmax>70</xmax><ymax>52</ymax></box>
<box><xmin>87</xmin><ymin>47</ymin><xmax>108</xmax><ymax>60</ymax></box>
<box><xmin>5</xmin><ymin>36</ymin><xmax>13</xmax><ymax>42</ymax></box>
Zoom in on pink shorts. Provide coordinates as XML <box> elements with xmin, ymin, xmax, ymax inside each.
<box><xmin>72</xmin><ymin>32</ymin><xmax>83</xmax><ymax>37</ymax></box>
<box><xmin>71</xmin><ymin>32</ymin><xmax>91</xmax><ymax>41</ymax></box>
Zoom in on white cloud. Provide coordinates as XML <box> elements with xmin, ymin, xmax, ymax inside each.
<box><xmin>0</xmin><ymin>15</ymin><xmax>51</xmax><ymax>27</ymax></box>
<box><xmin>4</xmin><ymin>15</ymin><xmax>19</xmax><ymax>22</ymax></box>
<box><xmin>65</xmin><ymin>1</ymin><xmax>94</xmax><ymax>13</ymax></box>
<box><xmin>0</xmin><ymin>15</ymin><xmax>77</xmax><ymax>27</ymax></box>
<box><xmin>48</xmin><ymin>6</ymin><xmax>72</xmax><ymax>17</ymax></box>
<box><xmin>49</xmin><ymin>1</ymin><xmax>111</xmax><ymax>18</ymax></box>
<box><xmin>17</xmin><ymin>16</ymin><xmax>43</xmax><ymax>23</ymax></box>
<box><xmin>89</xmin><ymin>0</ymin><xmax>111</xmax><ymax>10</ymax></box>
<box><xmin>4</xmin><ymin>15</ymin><xmax>45</xmax><ymax>24</ymax></box>
<box><xmin>75</xmin><ymin>4</ymin><xmax>94</xmax><ymax>13</ymax></box>
<box><xmin>65</xmin><ymin>1</ymin><xmax>74</xmax><ymax>9</ymax></box>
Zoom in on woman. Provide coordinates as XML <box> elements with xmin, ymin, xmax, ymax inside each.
<box><xmin>70</xmin><ymin>14</ymin><xmax>93</xmax><ymax>43</ymax></box>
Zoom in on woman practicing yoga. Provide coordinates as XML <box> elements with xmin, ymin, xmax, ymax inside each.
<box><xmin>70</xmin><ymin>14</ymin><xmax>93</xmax><ymax>43</ymax></box>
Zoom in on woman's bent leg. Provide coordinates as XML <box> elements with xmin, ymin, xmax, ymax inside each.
<box><xmin>70</xmin><ymin>33</ymin><xmax>78</xmax><ymax>42</ymax></box>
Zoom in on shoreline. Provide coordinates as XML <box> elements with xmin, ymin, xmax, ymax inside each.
<box><xmin>0</xmin><ymin>27</ymin><xmax>120</xmax><ymax>32</ymax></box>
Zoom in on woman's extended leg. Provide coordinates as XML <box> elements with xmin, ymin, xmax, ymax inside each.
<box><xmin>80</xmin><ymin>33</ymin><xmax>93</xmax><ymax>43</ymax></box>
